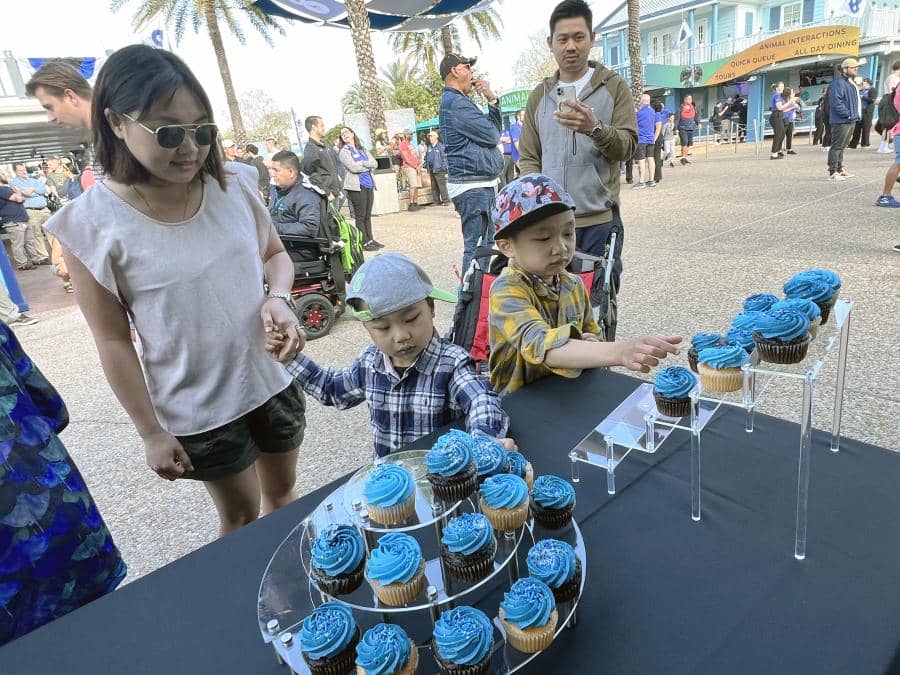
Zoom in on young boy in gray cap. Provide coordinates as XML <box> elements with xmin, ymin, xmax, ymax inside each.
<box><xmin>488</xmin><ymin>173</ymin><xmax>682</xmax><ymax>395</ymax></box>
<box><xmin>268</xmin><ymin>253</ymin><xmax>514</xmax><ymax>457</ymax></box>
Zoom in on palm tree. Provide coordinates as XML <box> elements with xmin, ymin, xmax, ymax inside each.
<box><xmin>380</xmin><ymin>59</ymin><xmax>419</xmax><ymax>90</ymax></box>
<box><xmin>344</xmin><ymin>0</ymin><xmax>387</xmax><ymax>135</ymax></box>
<box><xmin>389</xmin><ymin>7</ymin><xmax>503</xmax><ymax>71</ymax></box>
<box><xmin>627</xmin><ymin>0</ymin><xmax>645</xmax><ymax>106</ymax></box>
<box><xmin>110</xmin><ymin>0</ymin><xmax>285</xmax><ymax>145</ymax></box>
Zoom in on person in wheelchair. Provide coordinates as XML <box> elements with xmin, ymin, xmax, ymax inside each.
<box><xmin>269</xmin><ymin>150</ymin><xmax>323</xmax><ymax>242</ymax></box>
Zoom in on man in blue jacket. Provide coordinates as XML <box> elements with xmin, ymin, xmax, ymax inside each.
<box><xmin>438</xmin><ymin>53</ymin><xmax>503</xmax><ymax>274</ymax></box>
<box><xmin>827</xmin><ymin>58</ymin><xmax>861</xmax><ymax>181</ymax></box>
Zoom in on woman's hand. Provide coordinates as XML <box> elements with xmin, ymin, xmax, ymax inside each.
<box><xmin>144</xmin><ymin>430</ymin><xmax>193</xmax><ymax>481</ymax></box>
<box><xmin>261</xmin><ymin>297</ymin><xmax>305</xmax><ymax>361</ymax></box>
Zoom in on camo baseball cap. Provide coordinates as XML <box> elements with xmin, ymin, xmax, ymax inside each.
<box><xmin>491</xmin><ymin>173</ymin><xmax>576</xmax><ymax>239</ymax></box>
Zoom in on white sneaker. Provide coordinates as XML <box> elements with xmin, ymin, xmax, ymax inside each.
<box><xmin>829</xmin><ymin>173</ymin><xmax>846</xmax><ymax>181</ymax></box>
<box><xmin>839</xmin><ymin>170</ymin><xmax>854</xmax><ymax>178</ymax></box>
<box><xmin>877</xmin><ymin>142</ymin><xmax>890</xmax><ymax>154</ymax></box>
<box><xmin>822</xmin><ymin>146</ymin><xmax>830</xmax><ymax>152</ymax></box>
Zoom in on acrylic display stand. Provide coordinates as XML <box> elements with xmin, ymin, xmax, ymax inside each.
<box><xmin>258</xmin><ymin>449</ymin><xmax>586</xmax><ymax>674</ymax></box>
<box><xmin>569</xmin><ymin>299</ymin><xmax>853</xmax><ymax>561</ymax></box>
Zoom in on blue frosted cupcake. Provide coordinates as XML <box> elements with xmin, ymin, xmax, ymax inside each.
<box><xmin>687</xmin><ymin>332</ymin><xmax>722</xmax><ymax>373</ymax></box>
<box><xmin>653</xmin><ymin>365</ymin><xmax>697</xmax><ymax>418</ymax></box>
<box><xmin>498</xmin><ymin>578</ymin><xmax>558</xmax><ymax>653</ymax></box>
<box><xmin>355</xmin><ymin>623</ymin><xmax>418</xmax><ymax>675</ymax></box>
<box><xmin>529</xmin><ymin>475</ymin><xmax>576</xmax><ymax>530</ymax></box>
<box><xmin>725</xmin><ymin>326</ymin><xmax>757</xmax><ymax>354</ymax></box>
<box><xmin>363</xmin><ymin>463</ymin><xmax>416</xmax><ymax>525</ymax></box>
<box><xmin>440</xmin><ymin>512</ymin><xmax>497</xmax><ymax>582</ymax></box>
<box><xmin>310</xmin><ymin>524</ymin><xmax>367</xmax><ymax>596</ymax></box>
<box><xmin>432</xmin><ymin>606</ymin><xmax>494</xmax><ymax>675</ymax></box>
<box><xmin>300</xmin><ymin>600</ymin><xmax>360</xmax><ymax>675</ymax></box>
<box><xmin>505</xmin><ymin>451</ymin><xmax>534</xmax><ymax>490</ymax></box>
<box><xmin>697</xmin><ymin>344</ymin><xmax>750</xmax><ymax>393</ymax></box>
<box><xmin>471</xmin><ymin>435</ymin><xmax>509</xmax><ymax>483</ymax></box>
<box><xmin>365</xmin><ymin>532</ymin><xmax>425</xmax><ymax>606</ymax></box>
<box><xmin>426</xmin><ymin>429</ymin><xmax>478</xmax><ymax>503</ymax></box>
<box><xmin>784</xmin><ymin>270</ymin><xmax>837</xmax><ymax>324</ymax></box>
<box><xmin>771</xmin><ymin>298</ymin><xmax>822</xmax><ymax>339</ymax></box>
<box><xmin>743</xmin><ymin>293</ymin><xmax>779</xmax><ymax>312</ymax></box>
<box><xmin>753</xmin><ymin>308</ymin><xmax>811</xmax><ymax>364</ymax></box>
<box><xmin>731</xmin><ymin>310</ymin><xmax>765</xmax><ymax>333</ymax></box>
<box><xmin>479</xmin><ymin>474</ymin><xmax>529</xmax><ymax>531</ymax></box>
<box><xmin>526</xmin><ymin>538</ymin><xmax>582</xmax><ymax>603</ymax></box>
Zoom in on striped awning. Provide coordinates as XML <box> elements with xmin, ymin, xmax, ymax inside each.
<box><xmin>254</xmin><ymin>0</ymin><xmax>495</xmax><ymax>31</ymax></box>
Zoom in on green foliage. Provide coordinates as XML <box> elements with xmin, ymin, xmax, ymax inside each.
<box><xmin>342</xmin><ymin>68</ymin><xmax>443</xmax><ymax>123</ymax></box>
<box><xmin>323</xmin><ymin>124</ymin><xmax>344</xmax><ymax>149</ymax></box>
<box><xmin>239</xmin><ymin>88</ymin><xmax>291</xmax><ymax>146</ymax></box>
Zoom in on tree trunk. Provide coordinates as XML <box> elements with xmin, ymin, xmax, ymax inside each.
<box><xmin>440</xmin><ymin>26</ymin><xmax>454</xmax><ymax>53</ymax></box>
<box><xmin>626</xmin><ymin>0</ymin><xmax>644</xmax><ymax>108</ymax></box>
<box><xmin>345</xmin><ymin>0</ymin><xmax>386</xmax><ymax>135</ymax></box>
<box><xmin>205</xmin><ymin>4</ymin><xmax>246</xmax><ymax>145</ymax></box>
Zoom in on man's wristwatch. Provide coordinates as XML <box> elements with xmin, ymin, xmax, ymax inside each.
<box><xmin>590</xmin><ymin>122</ymin><xmax>604</xmax><ymax>141</ymax></box>
<box><xmin>267</xmin><ymin>291</ymin><xmax>296</xmax><ymax>310</ymax></box>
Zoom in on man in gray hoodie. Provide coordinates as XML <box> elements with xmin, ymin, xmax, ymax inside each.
<box><xmin>519</xmin><ymin>0</ymin><xmax>637</xmax><ymax>291</ymax></box>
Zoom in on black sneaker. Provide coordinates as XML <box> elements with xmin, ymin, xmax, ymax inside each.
<box><xmin>787</xmin><ymin>150</ymin><xmax>797</xmax><ymax>155</ymax></box>
<box><xmin>369</xmin><ymin>240</ymin><xmax>385</xmax><ymax>250</ymax></box>
<box><xmin>17</xmin><ymin>263</ymin><xmax>35</xmax><ymax>271</ymax></box>
<box><xmin>34</xmin><ymin>258</ymin><xmax>51</xmax><ymax>266</ymax></box>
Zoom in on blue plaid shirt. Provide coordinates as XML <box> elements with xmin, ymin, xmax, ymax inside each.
<box><xmin>286</xmin><ymin>333</ymin><xmax>509</xmax><ymax>457</ymax></box>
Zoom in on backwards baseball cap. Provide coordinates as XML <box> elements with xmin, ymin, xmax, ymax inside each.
<box><xmin>346</xmin><ymin>253</ymin><xmax>456</xmax><ymax>321</ymax></box>
<box><xmin>440</xmin><ymin>53</ymin><xmax>477</xmax><ymax>80</ymax></box>
<box><xmin>491</xmin><ymin>173</ymin><xmax>576</xmax><ymax>239</ymax></box>
<box><xmin>840</xmin><ymin>58</ymin><xmax>859</xmax><ymax>68</ymax></box>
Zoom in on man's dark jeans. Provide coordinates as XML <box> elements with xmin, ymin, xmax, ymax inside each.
<box><xmin>452</xmin><ymin>186</ymin><xmax>496</xmax><ymax>275</ymax></box>
<box><xmin>828</xmin><ymin>123</ymin><xmax>854</xmax><ymax>174</ymax></box>
<box><xmin>575</xmin><ymin>210</ymin><xmax>625</xmax><ymax>293</ymax></box>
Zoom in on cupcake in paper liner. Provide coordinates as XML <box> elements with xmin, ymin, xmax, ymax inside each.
<box><xmin>432</xmin><ymin>606</ymin><xmax>494</xmax><ymax>675</ymax></box>
<box><xmin>310</xmin><ymin>524</ymin><xmax>367</xmax><ymax>596</ymax></box>
<box><xmin>771</xmin><ymin>298</ymin><xmax>822</xmax><ymax>339</ymax></box>
<box><xmin>687</xmin><ymin>332</ymin><xmax>722</xmax><ymax>373</ymax></box>
<box><xmin>529</xmin><ymin>475</ymin><xmax>575</xmax><ymax>530</ymax></box>
<box><xmin>471</xmin><ymin>435</ymin><xmax>509</xmax><ymax>484</ymax></box>
<box><xmin>653</xmin><ymin>366</ymin><xmax>697</xmax><ymax>418</ymax></box>
<box><xmin>300</xmin><ymin>601</ymin><xmax>361</xmax><ymax>675</ymax></box>
<box><xmin>365</xmin><ymin>532</ymin><xmax>425</xmax><ymax>606</ymax></box>
<box><xmin>363</xmin><ymin>463</ymin><xmax>416</xmax><ymax>525</ymax></box>
<box><xmin>526</xmin><ymin>538</ymin><xmax>583</xmax><ymax>603</ymax></box>
<box><xmin>498</xmin><ymin>578</ymin><xmax>559</xmax><ymax>653</ymax></box>
<box><xmin>505</xmin><ymin>451</ymin><xmax>534</xmax><ymax>490</ymax></box>
<box><xmin>784</xmin><ymin>271</ymin><xmax>837</xmax><ymax>325</ymax></box>
<box><xmin>355</xmin><ymin>623</ymin><xmax>419</xmax><ymax>675</ymax></box>
<box><xmin>753</xmin><ymin>309</ymin><xmax>811</xmax><ymax>364</ymax></box>
<box><xmin>440</xmin><ymin>512</ymin><xmax>497</xmax><ymax>582</ymax></box>
<box><xmin>426</xmin><ymin>429</ymin><xmax>478</xmax><ymax>503</ymax></box>
<box><xmin>696</xmin><ymin>344</ymin><xmax>750</xmax><ymax>393</ymax></box>
<box><xmin>479</xmin><ymin>474</ymin><xmax>530</xmax><ymax>531</ymax></box>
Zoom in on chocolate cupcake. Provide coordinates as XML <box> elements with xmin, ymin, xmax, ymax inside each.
<box><xmin>355</xmin><ymin>623</ymin><xmax>418</xmax><ymax>675</ymax></box>
<box><xmin>529</xmin><ymin>475</ymin><xmax>575</xmax><ymax>530</ymax></box>
<box><xmin>363</xmin><ymin>464</ymin><xmax>416</xmax><ymax>525</ymax></box>
<box><xmin>687</xmin><ymin>332</ymin><xmax>722</xmax><ymax>373</ymax></box>
<box><xmin>426</xmin><ymin>429</ymin><xmax>478</xmax><ymax>503</ymax></box>
<box><xmin>526</xmin><ymin>538</ymin><xmax>582</xmax><ymax>603</ymax></box>
<box><xmin>440</xmin><ymin>512</ymin><xmax>497</xmax><ymax>582</ymax></box>
<box><xmin>300</xmin><ymin>601</ymin><xmax>361</xmax><ymax>675</ymax></box>
<box><xmin>498</xmin><ymin>578</ymin><xmax>559</xmax><ymax>653</ymax></box>
<box><xmin>432</xmin><ymin>606</ymin><xmax>494</xmax><ymax>675</ymax></box>
<box><xmin>479</xmin><ymin>474</ymin><xmax>530</xmax><ymax>531</ymax></box>
<box><xmin>505</xmin><ymin>451</ymin><xmax>534</xmax><ymax>490</ymax></box>
<box><xmin>365</xmin><ymin>532</ymin><xmax>426</xmax><ymax>606</ymax></box>
<box><xmin>742</xmin><ymin>293</ymin><xmax>779</xmax><ymax>312</ymax></box>
<box><xmin>784</xmin><ymin>271</ymin><xmax>837</xmax><ymax>324</ymax></box>
<box><xmin>310</xmin><ymin>524</ymin><xmax>367</xmax><ymax>596</ymax></box>
<box><xmin>771</xmin><ymin>298</ymin><xmax>822</xmax><ymax>339</ymax></box>
<box><xmin>471</xmin><ymin>436</ymin><xmax>509</xmax><ymax>484</ymax></box>
<box><xmin>696</xmin><ymin>344</ymin><xmax>750</xmax><ymax>393</ymax></box>
<box><xmin>653</xmin><ymin>366</ymin><xmax>697</xmax><ymax>418</ymax></box>
<box><xmin>753</xmin><ymin>309</ymin><xmax>811</xmax><ymax>364</ymax></box>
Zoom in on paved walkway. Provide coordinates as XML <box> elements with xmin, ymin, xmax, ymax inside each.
<box><xmin>13</xmin><ymin>140</ymin><xmax>899</xmax><ymax>582</ymax></box>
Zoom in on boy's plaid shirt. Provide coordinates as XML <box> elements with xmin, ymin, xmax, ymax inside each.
<box><xmin>286</xmin><ymin>333</ymin><xmax>508</xmax><ymax>457</ymax></box>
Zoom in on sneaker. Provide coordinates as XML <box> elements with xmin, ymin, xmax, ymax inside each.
<box><xmin>787</xmin><ymin>150</ymin><xmax>797</xmax><ymax>155</ymax></box>
<box><xmin>369</xmin><ymin>240</ymin><xmax>385</xmax><ymax>250</ymax></box>
<box><xmin>894</xmin><ymin>244</ymin><xmax>900</xmax><ymax>252</ymax></box>
<box><xmin>875</xmin><ymin>195</ymin><xmax>900</xmax><ymax>208</ymax></box>
<box><xmin>63</xmin><ymin>282</ymin><xmax>75</xmax><ymax>293</ymax></box>
<box><xmin>363</xmin><ymin>241</ymin><xmax>380</xmax><ymax>251</ymax></box>
<box><xmin>9</xmin><ymin>314</ymin><xmax>38</xmax><ymax>327</ymax></box>
<box><xmin>407</xmin><ymin>204</ymin><xmax>420</xmax><ymax>211</ymax></box>
<box><xmin>632</xmin><ymin>182</ymin><xmax>646</xmax><ymax>189</ymax></box>
<box><xmin>34</xmin><ymin>258</ymin><xmax>50</xmax><ymax>266</ymax></box>
<box><xmin>17</xmin><ymin>263</ymin><xmax>35</xmax><ymax>271</ymax></box>
<box><xmin>770</xmin><ymin>154</ymin><xmax>782</xmax><ymax>160</ymax></box>
<box><xmin>839</xmin><ymin>170</ymin><xmax>854</xmax><ymax>178</ymax></box>
<box><xmin>822</xmin><ymin>146</ymin><xmax>830</xmax><ymax>152</ymax></box>
<box><xmin>829</xmin><ymin>173</ymin><xmax>846</xmax><ymax>181</ymax></box>
<box><xmin>680</xmin><ymin>158</ymin><xmax>688</xmax><ymax>165</ymax></box>
<box><xmin>877</xmin><ymin>142</ymin><xmax>890</xmax><ymax>154</ymax></box>
<box><xmin>645</xmin><ymin>181</ymin><xmax>657</xmax><ymax>187</ymax></box>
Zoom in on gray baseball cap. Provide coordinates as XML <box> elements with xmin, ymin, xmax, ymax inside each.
<box><xmin>346</xmin><ymin>253</ymin><xmax>456</xmax><ymax>321</ymax></box>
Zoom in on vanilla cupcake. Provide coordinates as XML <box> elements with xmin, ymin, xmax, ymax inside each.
<box><xmin>479</xmin><ymin>474</ymin><xmax>529</xmax><ymax>531</ymax></box>
<box><xmin>696</xmin><ymin>344</ymin><xmax>751</xmax><ymax>393</ymax></box>
<box><xmin>363</xmin><ymin>464</ymin><xmax>416</xmax><ymax>525</ymax></box>
<box><xmin>498</xmin><ymin>578</ymin><xmax>558</xmax><ymax>653</ymax></box>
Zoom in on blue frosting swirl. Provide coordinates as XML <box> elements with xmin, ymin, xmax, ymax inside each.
<box><xmin>526</xmin><ymin>539</ymin><xmax>577</xmax><ymax>589</ymax></box>
<box><xmin>531</xmin><ymin>475</ymin><xmax>575</xmax><ymax>509</ymax></box>
<box><xmin>355</xmin><ymin>623</ymin><xmax>412</xmax><ymax>674</ymax></box>
<box><xmin>783</xmin><ymin>273</ymin><xmax>833</xmax><ymax>302</ymax></box>
<box><xmin>433</xmin><ymin>606</ymin><xmax>493</xmax><ymax>666</ymax></box>
<box><xmin>505</xmin><ymin>451</ymin><xmax>529</xmax><ymax>479</ymax></box>
<box><xmin>690</xmin><ymin>332</ymin><xmax>722</xmax><ymax>352</ymax></box>
<box><xmin>654</xmin><ymin>366</ymin><xmax>696</xmax><ymax>399</ymax></box>
<box><xmin>697</xmin><ymin>344</ymin><xmax>750</xmax><ymax>370</ymax></box>
<box><xmin>311</xmin><ymin>524</ymin><xmax>365</xmax><ymax>576</ymax></box>
<box><xmin>743</xmin><ymin>293</ymin><xmax>779</xmax><ymax>312</ymax></box>
<box><xmin>805</xmin><ymin>268</ymin><xmax>841</xmax><ymax>291</ymax></box>
<box><xmin>725</xmin><ymin>327</ymin><xmax>756</xmax><ymax>353</ymax></box>
<box><xmin>299</xmin><ymin>601</ymin><xmax>357</xmax><ymax>660</ymax></box>
<box><xmin>731</xmin><ymin>310</ymin><xmax>765</xmax><ymax>332</ymax></box>
<box><xmin>427</xmin><ymin>430</ymin><xmax>475</xmax><ymax>477</ymax></box>
<box><xmin>365</xmin><ymin>532</ymin><xmax>422</xmax><ymax>585</ymax></box>
<box><xmin>500</xmin><ymin>578</ymin><xmax>555</xmax><ymax>629</ymax></box>
<box><xmin>754</xmin><ymin>309</ymin><xmax>810</xmax><ymax>341</ymax></box>
<box><xmin>480</xmin><ymin>474</ymin><xmax>528</xmax><ymax>509</ymax></box>
<box><xmin>363</xmin><ymin>464</ymin><xmax>415</xmax><ymax>507</ymax></box>
<box><xmin>471</xmin><ymin>436</ymin><xmax>509</xmax><ymax>477</ymax></box>
<box><xmin>770</xmin><ymin>298</ymin><xmax>821</xmax><ymax>321</ymax></box>
<box><xmin>441</xmin><ymin>512</ymin><xmax>494</xmax><ymax>555</ymax></box>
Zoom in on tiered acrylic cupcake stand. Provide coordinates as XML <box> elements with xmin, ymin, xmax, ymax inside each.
<box><xmin>258</xmin><ymin>449</ymin><xmax>586</xmax><ymax>674</ymax></box>
<box><xmin>569</xmin><ymin>299</ymin><xmax>853</xmax><ymax>561</ymax></box>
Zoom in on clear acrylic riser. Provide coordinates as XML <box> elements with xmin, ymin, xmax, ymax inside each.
<box><xmin>257</xmin><ymin>450</ymin><xmax>586</xmax><ymax>674</ymax></box>
<box><xmin>569</xmin><ymin>299</ymin><xmax>852</xmax><ymax>562</ymax></box>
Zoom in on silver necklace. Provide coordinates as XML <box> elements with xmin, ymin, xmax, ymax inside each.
<box><xmin>131</xmin><ymin>181</ymin><xmax>193</xmax><ymax>221</ymax></box>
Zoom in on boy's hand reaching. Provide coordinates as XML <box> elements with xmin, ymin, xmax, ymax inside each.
<box><xmin>616</xmin><ymin>336</ymin><xmax>682</xmax><ymax>373</ymax></box>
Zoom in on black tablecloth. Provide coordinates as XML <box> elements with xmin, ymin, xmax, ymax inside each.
<box><xmin>4</xmin><ymin>369</ymin><xmax>900</xmax><ymax>674</ymax></box>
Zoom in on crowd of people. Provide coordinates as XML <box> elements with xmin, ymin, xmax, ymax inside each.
<box><xmin>1</xmin><ymin>0</ymin><xmax>898</xmax><ymax>647</ymax></box>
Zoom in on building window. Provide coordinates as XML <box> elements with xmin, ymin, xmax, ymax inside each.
<box><xmin>744</xmin><ymin>11</ymin><xmax>754</xmax><ymax>36</ymax></box>
<box><xmin>782</xmin><ymin>2</ymin><xmax>802</xmax><ymax>28</ymax></box>
<box><xmin>696</xmin><ymin>21</ymin><xmax>706</xmax><ymax>45</ymax></box>
<box><xmin>609</xmin><ymin>44</ymin><xmax>620</xmax><ymax>65</ymax></box>
<box><xmin>651</xmin><ymin>35</ymin><xmax>660</xmax><ymax>58</ymax></box>
<box><xmin>663</xmin><ymin>33</ymin><xmax>673</xmax><ymax>52</ymax></box>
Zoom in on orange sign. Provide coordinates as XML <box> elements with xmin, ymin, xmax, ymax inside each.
<box><xmin>705</xmin><ymin>25</ymin><xmax>860</xmax><ymax>85</ymax></box>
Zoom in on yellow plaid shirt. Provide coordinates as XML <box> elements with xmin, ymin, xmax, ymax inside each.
<box><xmin>488</xmin><ymin>260</ymin><xmax>601</xmax><ymax>395</ymax></box>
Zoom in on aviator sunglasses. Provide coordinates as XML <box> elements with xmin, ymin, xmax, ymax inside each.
<box><xmin>120</xmin><ymin>112</ymin><xmax>218</xmax><ymax>148</ymax></box>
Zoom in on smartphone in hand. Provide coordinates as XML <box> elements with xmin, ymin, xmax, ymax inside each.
<box><xmin>556</xmin><ymin>84</ymin><xmax>578</xmax><ymax>112</ymax></box>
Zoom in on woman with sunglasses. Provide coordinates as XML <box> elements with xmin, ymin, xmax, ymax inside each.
<box><xmin>338</xmin><ymin>126</ymin><xmax>381</xmax><ymax>251</ymax></box>
<box><xmin>44</xmin><ymin>45</ymin><xmax>307</xmax><ymax>537</ymax></box>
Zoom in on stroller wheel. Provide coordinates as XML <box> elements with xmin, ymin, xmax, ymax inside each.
<box><xmin>293</xmin><ymin>293</ymin><xmax>335</xmax><ymax>340</ymax></box>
